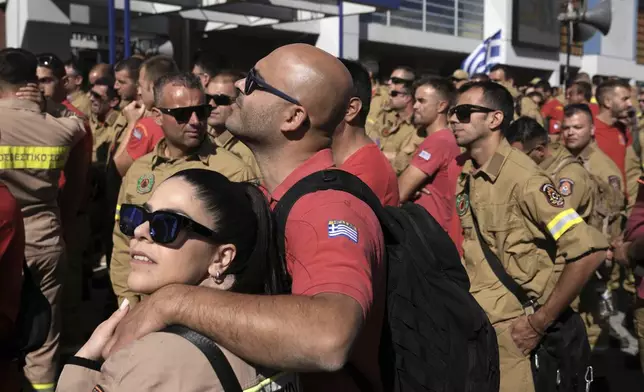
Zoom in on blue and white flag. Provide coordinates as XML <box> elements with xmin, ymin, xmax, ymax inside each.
<box><xmin>461</xmin><ymin>30</ymin><xmax>502</xmax><ymax>76</ymax></box>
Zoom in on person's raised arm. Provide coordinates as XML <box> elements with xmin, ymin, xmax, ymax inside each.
<box><xmin>113</xmin><ymin>101</ymin><xmax>146</xmax><ymax>176</ymax></box>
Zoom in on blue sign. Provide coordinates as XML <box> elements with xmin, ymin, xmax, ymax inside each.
<box><xmin>350</xmin><ymin>0</ymin><xmax>400</xmax><ymax>9</ymax></box>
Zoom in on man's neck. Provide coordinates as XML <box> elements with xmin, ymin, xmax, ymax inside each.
<box><xmin>424</xmin><ymin>116</ymin><xmax>448</xmax><ymax>136</ymax></box>
<box><xmin>397</xmin><ymin>104</ymin><xmax>413</xmax><ymax>119</ymax></box>
<box><xmin>210</xmin><ymin>125</ymin><xmax>226</xmax><ymax>138</ymax></box>
<box><xmin>469</xmin><ymin>133</ymin><xmax>501</xmax><ymax>168</ymax></box>
<box><xmin>164</xmin><ymin>142</ymin><xmax>199</xmax><ymax>160</ymax></box>
<box><xmin>596</xmin><ymin>110</ymin><xmax>614</xmax><ymax>125</ymax></box>
<box><xmin>331</xmin><ymin>125</ymin><xmax>373</xmax><ymax>165</ymax></box>
<box><xmin>97</xmin><ymin>109</ymin><xmax>113</xmax><ymax>124</ymax></box>
<box><xmin>568</xmin><ymin>142</ymin><xmax>590</xmax><ymax>158</ymax></box>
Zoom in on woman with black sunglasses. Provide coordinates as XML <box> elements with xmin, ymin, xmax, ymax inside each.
<box><xmin>56</xmin><ymin>169</ymin><xmax>298</xmax><ymax>391</ymax></box>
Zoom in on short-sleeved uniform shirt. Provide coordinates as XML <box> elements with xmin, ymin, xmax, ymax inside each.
<box><xmin>391</xmin><ymin>129</ymin><xmax>426</xmax><ymax>175</ymax></box>
<box><xmin>126</xmin><ymin>117</ymin><xmax>164</xmax><ymax>161</ymax></box>
<box><xmin>68</xmin><ymin>90</ymin><xmax>92</xmax><ymax>118</ymax></box>
<box><xmin>539</xmin><ymin>142</ymin><xmax>594</xmax><ymax>222</ymax></box>
<box><xmin>456</xmin><ymin>139</ymin><xmax>608</xmax><ymax>326</ymax></box>
<box><xmin>410</xmin><ymin>129</ymin><xmax>462</xmax><ymax>236</ymax></box>
<box><xmin>0</xmin><ymin>99</ymin><xmax>85</xmax><ymax>256</ymax></box>
<box><xmin>265</xmin><ymin>149</ymin><xmax>385</xmax><ymax>392</ymax></box>
<box><xmin>541</xmin><ymin>98</ymin><xmax>565</xmax><ymax>135</ymax></box>
<box><xmin>209</xmin><ymin>128</ymin><xmax>260</xmax><ymax>177</ymax></box>
<box><xmin>366</xmin><ymin>109</ymin><xmax>417</xmax><ymax>163</ymax></box>
<box><xmin>594</xmin><ymin>117</ymin><xmax>630</xmax><ymax>186</ymax></box>
<box><xmin>341</xmin><ymin>143</ymin><xmax>400</xmax><ymax>207</ymax></box>
<box><xmin>90</xmin><ymin>110</ymin><xmax>127</xmax><ymax>166</ymax></box>
<box><xmin>110</xmin><ymin>137</ymin><xmax>255</xmax><ymax>306</ymax></box>
<box><xmin>365</xmin><ymin>84</ymin><xmax>389</xmax><ymax>136</ymax></box>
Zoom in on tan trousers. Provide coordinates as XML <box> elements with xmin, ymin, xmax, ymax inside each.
<box><xmin>23</xmin><ymin>250</ymin><xmax>66</xmax><ymax>390</ymax></box>
<box><xmin>496</xmin><ymin>320</ymin><xmax>535</xmax><ymax>392</ymax></box>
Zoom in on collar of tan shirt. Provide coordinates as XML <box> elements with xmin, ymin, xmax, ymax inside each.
<box><xmin>471</xmin><ymin>137</ymin><xmax>512</xmax><ymax>183</ymax></box>
<box><xmin>0</xmin><ymin>98</ymin><xmax>41</xmax><ymax>112</ymax></box>
<box><xmin>211</xmin><ymin>128</ymin><xmax>236</xmax><ymax>149</ymax></box>
<box><xmin>151</xmin><ymin>137</ymin><xmax>213</xmax><ymax>168</ymax></box>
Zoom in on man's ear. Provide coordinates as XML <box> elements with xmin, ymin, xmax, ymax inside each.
<box><xmin>152</xmin><ymin>107</ymin><xmax>163</xmax><ymax>126</ymax></box>
<box><xmin>437</xmin><ymin>100</ymin><xmax>449</xmax><ymax>114</ymax></box>
<box><xmin>281</xmin><ymin>105</ymin><xmax>308</xmax><ymax>133</ymax></box>
<box><xmin>489</xmin><ymin>111</ymin><xmax>505</xmax><ymax>129</ymax></box>
<box><xmin>344</xmin><ymin>97</ymin><xmax>362</xmax><ymax>123</ymax></box>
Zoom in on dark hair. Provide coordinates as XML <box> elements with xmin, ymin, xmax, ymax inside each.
<box><xmin>115</xmin><ymin>57</ymin><xmax>144</xmax><ymax>81</ymax></box>
<box><xmin>470</xmin><ymin>73</ymin><xmax>490</xmax><ymax>82</ymax></box>
<box><xmin>64</xmin><ymin>58</ymin><xmax>83</xmax><ymax>76</ymax></box>
<box><xmin>489</xmin><ymin>64</ymin><xmax>513</xmax><ymax>81</ymax></box>
<box><xmin>212</xmin><ymin>69</ymin><xmax>246</xmax><ymax>83</ymax></box>
<box><xmin>596</xmin><ymin>79</ymin><xmax>631</xmax><ymax>107</ymax></box>
<box><xmin>192</xmin><ymin>51</ymin><xmax>226</xmax><ymax>77</ymax></box>
<box><xmin>570</xmin><ymin>81</ymin><xmax>592</xmax><ymax>102</ymax></box>
<box><xmin>564</xmin><ymin>103</ymin><xmax>594</xmax><ymax>124</ymax></box>
<box><xmin>534</xmin><ymin>80</ymin><xmax>551</xmax><ymax>95</ymax></box>
<box><xmin>392</xmin><ymin>65</ymin><xmax>415</xmax><ymax>82</ymax></box>
<box><xmin>413</xmin><ymin>76</ymin><xmax>457</xmax><ymax>107</ymax></box>
<box><xmin>505</xmin><ymin>116</ymin><xmax>548</xmax><ymax>146</ymax></box>
<box><xmin>526</xmin><ymin>91</ymin><xmax>544</xmax><ymax>101</ymax></box>
<box><xmin>37</xmin><ymin>53</ymin><xmax>65</xmax><ymax>79</ymax></box>
<box><xmin>459</xmin><ymin>81</ymin><xmax>515</xmax><ymax>130</ymax></box>
<box><xmin>591</xmin><ymin>74</ymin><xmax>603</xmax><ymax>86</ymax></box>
<box><xmin>154</xmin><ymin>72</ymin><xmax>203</xmax><ymax>107</ymax></box>
<box><xmin>0</xmin><ymin>48</ymin><xmax>38</xmax><ymax>85</ymax></box>
<box><xmin>142</xmin><ymin>55</ymin><xmax>179</xmax><ymax>85</ymax></box>
<box><xmin>169</xmin><ymin>169</ymin><xmax>290</xmax><ymax>295</ymax></box>
<box><xmin>339</xmin><ymin>58</ymin><xmax>371</xmax><ymax>127</ymax></box>
<box><xmin>94</xmin><ymin>76</ymin><xmax>119</xmax><ymax>100</ymax></box>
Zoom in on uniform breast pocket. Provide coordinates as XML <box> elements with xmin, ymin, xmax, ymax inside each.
<box><xmin>477</xmin><ymin>203</ymin><xmax>522</xmax><ymax>234</ymax></box>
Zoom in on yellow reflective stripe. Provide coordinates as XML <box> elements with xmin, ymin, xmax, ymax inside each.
<box><xmin>31</xmin><ymin>383</ymin><xmax>55</xmax><ymax>390</ymax></box>
<box><xmin>546</xmin><ymin>208</ymin><xmax>583</xmax><ymax>241</ymax></box>
<box><xmin>115</xmin><ymin>204</ymin><xmax>121</xmax><ymax>221</ymax></box>
<box><xmin>243</xmin><ymin>372</ymin><xmax>294</xmax><ymax>392</ymax></box>
<box><xmin>0</xmin><ymin>146</ymin><xmax>70</xmax><ymax>169</ymax></box>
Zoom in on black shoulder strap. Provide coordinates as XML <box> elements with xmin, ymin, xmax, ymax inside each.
<box><xmin>162</xmin><ymin>325</ymin><xmax>243</xmax><ymax>392</ymax></box>
<box><xmin>272</xmin><ymin>169</ymin><xmax>386</xmax><ymax>259</ymax></box>
<box><xmin>465</xmin><ymin>177</ymin><xmax>533</xmax><ymax>307</ymax></box>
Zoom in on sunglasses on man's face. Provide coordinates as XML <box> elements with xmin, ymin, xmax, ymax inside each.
<box><xmin>389</xmin><ymin>77</ymin><xmax>414</xmax><ymax>85</ymax></box>
<box><xmin>206</xmin><ymin>94</ymin><xmax>233</xmax><ymax>106</ymax></box>
<box><xmin>448</xmin><ymin>104</ymin><xmax>496</xmax><ymax>123</ymax></box>
<box><xmin>119</xmin><ymin>204</ymin><xmax>220</xmax><ymax>245</ymax></box>
<box><xmin>245</xmin><ymin>68</ymin><xmax>301</xmax><ymax>105</ymax></box>
<box><xmin>89</xmin><ymin>90</ymin><xmax>108</xmax><ymax>102</ymax></box>
<box><xmin>158</xmin><ymin>104</ymin><xmax>213</xmax><ymax>124</ymax></box>
<box><xmin>390</xmin><ymin>90</ymin><xmax>408</xmax><ymax>98</ymax></box>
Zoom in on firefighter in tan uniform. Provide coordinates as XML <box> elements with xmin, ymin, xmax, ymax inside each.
<box><xmin>561</xmin><ymin>104</ymin><xmax>627</xmax><ymax>351</ymax></box>
<box><xmin>452</xmin><ymin>82</ymin><xmax>607</xmax><ymax>392</ymax></box>
<box><xmin>110</xmin><ymin>72</ymin><xmax>255</xmax><ymax>306</ymax></box>
<box><xmin>87</xmin><ymin>77</ymin><xmax>128</xmax><ymax>166</ymax></box>
<box><xmin>488</xmin><ymin>64</ymin><xmax>543</xmax><ymax>125</ymax></box>
<box><xmin>365</xmin><ymin>66</ymin><xmax>414</xmax><ymax>130</ymax></box>
<box><xmin>0</xmin><ymin>48</ymin><xmax>87</xmax><ymax>392</ymax></box>
<box><xmin>205</xmin><ymin>70</ymin><xmax>259</xmax><ymax>176</ymax></box>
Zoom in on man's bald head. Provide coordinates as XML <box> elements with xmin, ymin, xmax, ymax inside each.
<box><xmin>89</xmin><ymin>63</ymin><xmax>113</xmax><ymax>86</ymax></box>
<box><xmin>226</xmin><ymin>44</ymin><xmax>353</xmax><ymax>147</ymax></box>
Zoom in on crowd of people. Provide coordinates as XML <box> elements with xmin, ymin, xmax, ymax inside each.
<box><xmin>0</xmin><ymin>42</ymin><xmax>643</xmax><ymax>392</ymax></box>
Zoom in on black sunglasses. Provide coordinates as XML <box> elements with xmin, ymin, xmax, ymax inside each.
<box><xmin>448</xmin><ymin>104</ymin><xmax>496</xmax><ymax>123</ymax></box>
<box><xmin>206</xmin><ymin>94</ymin><xmax>233</xmax><ymax>106</ymax></box>
<box><xmin>119</xmin><ymin>204</ymin><xmax>219</xmax><ymax>244</ymax></box>
<box><xmin>389</xmin><ymin>76</ymin><xmax>414</xmax><ymax>85</ymax></box>
<box><xmin>89</xmin><ymin>90</ymin><xmax>108</xmax><ymax>102</ymax></box>
<box><xmin>158</xmin><ymin>104</ymin><xmax>213</xmax><ymax>124</ymax></box>
<box><xmin>245</xmin><ymin>68</ymin><xmax>300</xmax><ymax>105</ymax></box>
<box><xmin>390</xmin><ymin>90</ymin><xmax>408</xmax><ymax>98</ymax></box>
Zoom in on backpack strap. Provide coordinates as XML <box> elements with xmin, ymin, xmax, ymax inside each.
<box><xmin>162</xmin><ymin>325</ymin><xmax>243</xmax><ymax>392</ymax></box>
<box><xmin>465</xmin><ymin>177</ymin><xmax>535</xmax><ymax>311</ymax></box>
<box><xmin>272</xmin><ymin>169</ymin><xmax>386</xmax><ymax>259</ymax></box>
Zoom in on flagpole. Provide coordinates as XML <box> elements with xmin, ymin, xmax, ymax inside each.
<box><xmin>564</xmin><ymin>1</ymin><xmax>574</xmax><ymax>95</ymax></box>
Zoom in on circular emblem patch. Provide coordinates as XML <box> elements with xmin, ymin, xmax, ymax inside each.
<box><xmin>456</xmin><ymin>192</ymin><xmax>470</xmax><ymax>216</ymax></box>
<box><xmin>608</xmin><ymin>175</ymin><xmax>621</xmax><ymax>191</ymax></box>
<box><xmin>540</xmin><ymin>183</ymin><xmax>564</xmax><ymax>208</ymax></box>
<box><xmin>558</xmin><ymin>178</ymin><xmax>574</xmax><ymax>197</ymax></box>
<box><xmin>136</xmin><ymin>173</ymin><xmax>155</xmax><ymax>194</ymax></box>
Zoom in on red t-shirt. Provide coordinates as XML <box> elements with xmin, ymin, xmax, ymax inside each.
<box><xmin>410</xmin><ymin>129</ymin><xmax>462</xmax><ymax>244</ymax></box>
<box><xmin>58</xmin><ymin>100</ymin><xmax>93</xmax><ymax>190</ymax></box>
<box><xmin>266</xmin><ymin>149</ymin><xmax>385</xmax><ymax>392</ymax></box>
<box><xmin>126</xmin><ymin>117</ymin><xmax>164</xmax><ymax>161</ymax></box>
<box><xmin>624</xmin><ymin>178</ymin><xmax>644</xmax><ymax>299</ymax></box>
<box><xmin>594</xmin><ymin>117</ymin><xmax>630</xmax><ymax>184</ymax></box>
<box><xmin>541</xmin><ymin>98</ymin><xmax>565</xmax><ymax>135</ymax></box>
<box><xmin>589</xmin><ymin>103</ymin><xmax>600</xmax><ymax>117</ymax></box>
<box><xmin>341</xmin><ymin>143</ymin><xmax>400</xmax><ymax>207</ymax></box>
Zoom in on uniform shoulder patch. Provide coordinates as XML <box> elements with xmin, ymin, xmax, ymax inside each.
<box><xmin>456</xmin><ymin>192</ymin><xmax>470</xmax><ymax>216</ymax></box>
<box><xmin>136</xmin><ymin>173</ymin><xmax>155</xmax><ymax>194</ymax></box>
<box><xmin>132</xmin><ymin>127</ymin><xmax>144</xmax><ymax>141</ymax></box>
<box><xmin>418</xmin><ymin>150</ymin><xmax>432</xmax><ymax>161</ymax></box>
<box><xmin>558</xmin><ymin>178</ymin><xmax>574</xmax><ymax>197</ymax></box>
<box><xmin>540</xmin><ymin>183</ymin><xmax>565</xmax><ymax>208</ymax></box>
<box><xmin>328</xmin><ymin>220</ymin><xmax>358</xmax><ymax>243</ymax></box>
<box><xmin>608</xmin><ymin>175</ymin><xmax>621</xmax><ymax>190</ymax></box>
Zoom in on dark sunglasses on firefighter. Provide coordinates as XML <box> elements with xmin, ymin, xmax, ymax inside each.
<box><xmin>390</xmin><ymin>90</ymin><xmax>409</xmax><ymax>98</ymax></box>
<box><xmin>119</xmin><ymin>203</ymin><xmax>220</xmax><ymax>244</ymax></box>
<box><xmin>157</xmin><ymin>104</ymin><xmax>213</xmax><ymax>124</ymax></box>
<box><xmin>448</xmin><ymin>104</ymin><xmax>497</xmax><ymax>123</ymax></box>
<box><xmin>206</xmin><ymin>94</ymin><xmax>233</xmax><ymax>106</ymax></box>
<box><xmin>245</xmin><ymin>67</ymin><xmax>301</xmax><ymax>105</ymax></box>
<box><xmin>389</xmin><ymin>76</ymin><xmax>414</xmax><ymax>85</ymax></box>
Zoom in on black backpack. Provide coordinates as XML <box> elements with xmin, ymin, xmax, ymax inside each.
<box><xmin>1</xmin><ymin>259</ymin><xmax>51</xmax><ymax>361</ymax></box>
<box><xmin>273</xmin><ymin>169</ymin><xmax>499</xmax><ymax>392</ymax></box>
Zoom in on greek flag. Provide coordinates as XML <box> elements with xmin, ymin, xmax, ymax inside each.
<box><xmin>462</xmin><ymin>29</ymin><xmax>502</xmax><ymax>75</ymax></box>
<box><xmin>328</xmin><ymin>220</ymin><xmax>359</xmax><ymax>243</ymax></box>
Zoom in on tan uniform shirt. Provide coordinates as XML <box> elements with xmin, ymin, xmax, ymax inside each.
<box><xmin>539</xmin><ymin>142</ymin><xmax>595</xmax><ymax>222</ymax></box>
<box><xmin>501</xmin><ymin>82</ymin><xmax>544</xmax><ymax>125</ymax></box>
<box><xmin>0</xmin><ymin>99</ymin><xmax>85</xmax><ymax>255</ymax></box>
<box><xmin>366</xmin><ymin>109</ymin><xmax>417</xmax><ymax>163</ymax></box>
<box><xmin>456</xmin><ymin>139</ymin><xmax>608</xmax><ymax>326</ymax></box>
<box><xmin>89</xmin><ymin>110</ymin><xmax>127</xmax><ymax>166</ymax></box>
<box><xmin>366</xmin><ymin>83</ymin><xmax>389</xmax><ymax>130</ymax></box>
<box><xmin>625</xmin><ymin>144</ymin><xmax>640</xmax><ymax>214</ymax></box>
<box><xmin>68</xmin><ymin>90</ymin><xmax>92</xmax><ymax>118</ymax></box>
<box><xmin>209</xmin><ymin>128</ymin><xmax>260</xmax><ymax>177</ymax></box>
<box><xmin>110</xmin><ymin>138</ymin><xmax>256</xmax><ymax>306</ymax></box>
<box><xmin>56</xmin><ymin>332</ymin><xmax>299</xmax><ymax>392</ymax></box>
<box><xmin>391</xmin><ymin>129</ymin><xmax>426</xmax><ymax>175</ymax></box>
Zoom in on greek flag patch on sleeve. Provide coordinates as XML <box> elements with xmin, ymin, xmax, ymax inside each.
<box><xmin>328</xmin><ymin>220</ymin><xmax>359</xmax><ymax>243</ymax></box>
